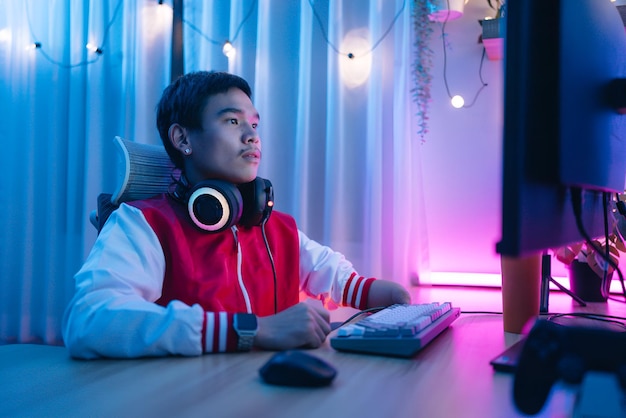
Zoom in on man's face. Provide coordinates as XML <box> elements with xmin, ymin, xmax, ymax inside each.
<box><xmin>185</xmin><ymin>87</ymin><xmax>261</xmax><ymax>185</ymax></box>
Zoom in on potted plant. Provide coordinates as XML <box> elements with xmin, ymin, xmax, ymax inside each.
<box><xmin>554</xmin><ymin>199</ymin><xmax>626</xmax><ymax>301</ymax></box>
<box><xmin>410</xmin><ymin>0</ymin><xmax>468</xmax><ymax>142</ymax></box>
<box><xmin>479</xmin><ymin>0</ymin><xmax>506</xmax><ymax>61</ymax></box>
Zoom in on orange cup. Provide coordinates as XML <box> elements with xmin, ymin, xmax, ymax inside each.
<box><xmin>500</xmin><ymin>254</ymin><xmax>541</xmax><ymax>334</ymax></box>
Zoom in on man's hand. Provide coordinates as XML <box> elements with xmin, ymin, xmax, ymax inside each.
<box><xmin>254</xmin><ymin>303</ymin><xmax>331</xmax><ymax>350</ymax></box>
<box><xmin>366</xmin><ymin>280</ymin><xmax>411</xmax><ymax>308</ymax></box>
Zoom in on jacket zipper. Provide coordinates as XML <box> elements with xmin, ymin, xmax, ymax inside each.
<box><xmin>232</xmin><ymin>226</ymin><xmax>252</xmax><ymax>313</ymax></box>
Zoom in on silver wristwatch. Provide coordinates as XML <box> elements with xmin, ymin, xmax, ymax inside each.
<box><xmin>233</xmin><ymin>313</ymin><xmax>258</xmax><ymax>351</ymax></box>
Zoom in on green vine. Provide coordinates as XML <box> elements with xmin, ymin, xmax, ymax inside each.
<box><xmin>411</xmin><ymin>0</ymin><xmax>435</xmax><ymax>142</ymax></box>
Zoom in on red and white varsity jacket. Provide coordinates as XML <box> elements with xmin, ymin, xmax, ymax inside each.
<box><xmin>62</xmin><ymin>194</ymin><xmax>375</xmax><ymax>359</ymax></box>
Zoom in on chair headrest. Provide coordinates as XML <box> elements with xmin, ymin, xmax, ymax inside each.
<box><xmin>111</xmin><ymin>136</ymin><xmax>180</xmax><ymax>205</ymax></box>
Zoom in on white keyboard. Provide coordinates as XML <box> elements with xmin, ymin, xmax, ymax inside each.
<box><xmin>330</xmin><ymin>302</ymin><xmax>461</xmax><ymax>357</ymax></box>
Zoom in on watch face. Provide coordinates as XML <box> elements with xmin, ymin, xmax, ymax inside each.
<box><xmin>235</xmin><ymin>314</ymin><xmax>257</xmax><ymax>351</ymax></box>
<box><xmin>236</xmin><ymin>313</ymin><xmax>258</xmax><ymax>331</ymax></box>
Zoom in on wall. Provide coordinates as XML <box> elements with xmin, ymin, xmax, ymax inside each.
<box><xmin>418</xmin><ymin>1</ymin><xmax>569</xmax><ymax>283</ymax></box>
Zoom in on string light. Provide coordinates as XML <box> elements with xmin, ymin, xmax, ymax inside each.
<box><xmin>339</xmin><ymin>29</ymin><xmax>372</xmax><ymax>87</ymax></box>
<box><xmin>222</xmin><ymin>41</ymin><xmax>236</xmax><ymax>59</ymax></box>
<box><xmin>166</xmin><ymin>0</ymin><xmax>404</xmax><ymax>61</ymax></box>
<box><xmin>155</xmin><ymin>0</ymin><xmax>405</xmax><ymax>61</ymax></box>
<box><xmin>0</xmin><ymin>28</ymin><xmax>11</xmax><ymax>43</ymax></box>
<box><xmin>25</xmin><ymin>0</ymin><xmax>123</xmax><ymax>68</ymax></box>
<box><xmin>309</xmin><ymin>0</ymin><xmax>406</xmax><ymax>60</ymax></box>
<box><xmin>438</xmin><ymin>12</ymin><xmax>489</xmax><ymax>109</ymax></box>
<box><xmin>225</xmin><ymin>0</ymin><xmax>256</xmax><ymax>57</ymax></box>
<box><xmin>178</xmin><ymin>0</ymin><xmax>257</xmax><ymax>58</ymax></box>
<box><xmin>23</xmin><ymin>0</ymin><xmax>254</xmax><ymax>68</ymax></box>
<box><xmin>25</xmin><ymin>41</ymin><xmax>42</xmax><ymax>51</ymax></box>
<box><xmin>23</xmin><ymin>0</ymin><xmax>489</xmax><ymax>90</ymax></box>
<box><xmin>451</xmin><ymin>95</ymin><xmax>464</xmax><ymax>108</ymax></box>
<box><xmin>86</xmin><ymin>43</ymin><xmax>103</xmax><ymax>55</ymax></box>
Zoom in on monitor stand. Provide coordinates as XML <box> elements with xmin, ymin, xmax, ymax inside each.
<box><xmin>540</xmin><ymin>252</ymin><xmax>587</xmax><ymax>313</ymax></box>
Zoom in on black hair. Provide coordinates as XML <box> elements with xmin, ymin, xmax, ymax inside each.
<box><xmin>156</xmin><ymin>71</ymin><xmax>253</xmax><ymax>168</ymax></box>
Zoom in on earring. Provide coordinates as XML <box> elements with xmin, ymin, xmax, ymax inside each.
<box><xmin>184</xmin><ymin>148</ymin><xmax>191</xmax><ymax>155</ymax></box>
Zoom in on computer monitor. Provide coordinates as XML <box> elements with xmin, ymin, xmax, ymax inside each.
<box><xmin>497</xmin><ymin>0</ymin><xmax>626</xmax><ymax>257</ymax></box>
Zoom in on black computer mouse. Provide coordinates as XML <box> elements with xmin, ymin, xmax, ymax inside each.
<box><xmin>259</xmin><ymin>350</ymin><xmax>337</xmax><ymax>387</ymax></box>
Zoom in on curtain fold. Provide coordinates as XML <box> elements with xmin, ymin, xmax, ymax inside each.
<box><xmin>0</xmin><ymin>0</ymin><xmax>429</xmax><ymax>345</ymax></box>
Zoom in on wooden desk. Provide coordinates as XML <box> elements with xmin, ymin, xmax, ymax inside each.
<box><xmin>1</xmin><ymin>286</ymin><xmax>625</xmax><ymax>418</ymax></box>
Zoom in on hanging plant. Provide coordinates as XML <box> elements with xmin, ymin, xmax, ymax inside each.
<box><xmin>411</xmin><ymin>0</ymin><xmax>435</xmax><ymax>142</ymax></box>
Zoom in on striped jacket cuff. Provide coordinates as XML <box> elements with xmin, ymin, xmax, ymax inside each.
<box><xmin>201</xmin><ymin>312</ymin><xmax>238</xmax><ymax>353</ymax></box>
<box><xmin>342</xmin><ymin>273</ymin><xmax>376</xmax><ymax>310</ymax></box>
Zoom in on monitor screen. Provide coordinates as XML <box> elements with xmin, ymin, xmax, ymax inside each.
<box><xmin>497</xmin><ymin>0</ymin><xmax>626</xmax><ymax>257</ymax></box>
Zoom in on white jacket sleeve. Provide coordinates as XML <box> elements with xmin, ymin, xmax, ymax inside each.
<box><xmin>62</xmin><ymin>203</ymin><xmax>205</xmax><ymax>359</ymax></box>
<box><xmin>298</xmin><ymin>230</ymin><xmax>375</xmax><ymax>310</ymax></box>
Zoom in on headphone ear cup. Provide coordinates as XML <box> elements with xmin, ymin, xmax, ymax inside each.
<box><xmin>238</xmin><ymin>177</ymin><xmax>274</xmax><ymax>227</ymax></box>
<box><xmin>187</xmin><ymin>180</ymin><xmax>243</xmax><ymax>232</ymax></box>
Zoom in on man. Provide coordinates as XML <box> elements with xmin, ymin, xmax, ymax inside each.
<box><xmin>63</xmin><ymin>71</ymin><xmax>410</xmax><ymax>359</ymax></box>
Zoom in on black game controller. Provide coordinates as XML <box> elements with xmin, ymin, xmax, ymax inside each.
<box><xmin>513</xmin><ymin>319</ymin><xmax>626</xmax><ymax>415</ymax></box>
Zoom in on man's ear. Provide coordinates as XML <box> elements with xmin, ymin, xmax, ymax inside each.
<box><xmin>168</xmin><ymin>123</ymin><xmax>189</xmax><ymax>153</ymax></box>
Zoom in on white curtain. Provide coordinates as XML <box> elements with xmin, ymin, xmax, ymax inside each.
<box><xmin>0</xmin><ymin>0</ymin><xmax>429</xmax><ymax>345</ymax></box>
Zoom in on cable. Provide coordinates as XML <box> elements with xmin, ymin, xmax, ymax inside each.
<box><xmin>438</xmin><ymin>0</ymin><xmax>488</xmax><ymax>108</ymax></box>
<box><xmin>25</xmin><ymin>0</ymin><xmax>124</xmax><ymax>69</ymax></box>
<box><xmin>463</xmin><ymin>49</ymin><xmax>489</xmax><ymax>107</ymax></box>
<box><xmin>602</xmin><ymin>192</ymin><xmax>611</xmax><ymax>299</ymax></box>
<box><xmin>611</xmin><ymin>191</ymin><xmax>626</xmax><ymax>300</ymax></box>
<box><xmin>99</xmin><ymin>0</ymin><xmax>124</xmax><ymax>51</ymax></box>
<box><xmin>308</xmin><ymin>0</ymin><xmax>406</xmax><ymax>59</ymax></box>
<box><xmin>182</xmin><ymin>18</ymin><xmax>222</xmax><ymax>46</ymax></box>
<box><xmin>333</xmin><ymin>306</ymin><xmax>388</xmax><ymax>328</ymax></box>
<box><xmin>180</xmin><ymin>0</ymin><xmax>256</xmax><ymax>56</ymax></box>
<box><xmin>571</xmin><ymin>187</ymin><xmax>626</xmax><ymax>303</ymax></box>
<box><xmin>617</xmin><ymin>192</ymin><xmax>626</xmax><ymax>216</ymax></box>
<box><xmin>460</xmin><ymin>310</ymin><xmax>626</xmax><ymax>330</ymax></box>
<box><xmin>333</xmin><ymin>308</ymin><xmax>626</xmax><ymax>333</ymax></box>
<box><xmin>545</xmin><ymin>312</ymin><xmax>626</xmax><ymax>331</ymax></box>
<box><xmin>231</xmin><ymin>0</ymin><xmax>257</xmax><ymax>44</ymax></box>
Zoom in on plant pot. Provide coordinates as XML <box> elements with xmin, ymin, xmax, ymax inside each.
<box><xmin>481</xmin><ymin>18</ymin><xmax>505</xmax><ymax>39</ymax></box>
<box><xmin>427</xmin><ymin>0</ymin><xmax>465</xmax><ymax>22</ymax></box>
<box><xmin>568</xmin><ymin>260</ymin><xmax>612</xmax><ymax>302</ymax></box>
<box><xmin>483</xmin><ymin>38</ymin><xmax>504</xmax><ymax>61</ymax></box>
<box><xmin>481</xmin><ymin>18</ymin><xmax>505</xmax><ymax>61</ymax></box>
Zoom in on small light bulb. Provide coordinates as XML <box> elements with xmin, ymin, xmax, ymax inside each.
<box><xmin>0</xmin><ymin>28</ymin><xmax>11</xmax><ymax>43</ymax></box>
<box><xmin>222</xmin><ymin>41</ymin><xmax>236</xmax><ymax>58</ymax></box>
<box><xmin>451</xmin><ymin>95</ymin><xmax>465</xmax><ymax>109</ymax></box>
<box><xmin>26</xmin><ymin>42</ymin><xmax>41</xmax><ymax>51</ymax></box>
<box><xmin>86</xmin><ymin>43</ymin><xmax>103</xmax><ymax>54</ymax></box>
